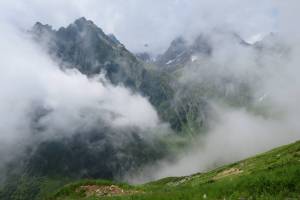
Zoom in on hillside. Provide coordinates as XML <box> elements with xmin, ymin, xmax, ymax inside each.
<box><xmin>42</xmin><ymin>140</ymin><xmax>300</xmax><ymax>200</ymax></box>
<box><xmin>1</xmin><ymin>2</ymin><xmax>300</xmax><ymax>200</ymax></box>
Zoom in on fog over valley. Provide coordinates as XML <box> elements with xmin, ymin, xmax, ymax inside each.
<box><xmin>0</xmin><ymin>1</ymin><xmax>300</xmax><ymax>199</ymax></box>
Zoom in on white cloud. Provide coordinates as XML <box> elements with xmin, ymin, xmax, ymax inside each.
<box><xmin>124</xmin><ymin>0</ymin><xmax>300</xmax><ymax>182</ymax></box>
<box><xmin>0</xmin><ymin>20</ymin><xmax>161</xmax><ymax>169</ymax></box>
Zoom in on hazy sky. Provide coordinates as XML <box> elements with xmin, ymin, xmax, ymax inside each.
<box><xmin>0</xmin><ymin>0</ymin><xmax>280</xmax><ymax>54</ymax></box>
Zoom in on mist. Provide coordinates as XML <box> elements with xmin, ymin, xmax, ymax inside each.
<box><xmin>1</xmin><ymin>0</ymin><xmax>277</xmax><ymax>54</ymax></box>
<box><xmin>1</xmin><ymin>0</ymin><xmax>300</xmax><ymax>187</ymax></box>
<box><xmin>0</xmin><ymin>20</ymin><xmax>164</xmax><ymax>177</ymax></box>
<box><xmin>125</xmin><ymin>1</ymin><xmax>300</xmax><ymax>182</ymax></box>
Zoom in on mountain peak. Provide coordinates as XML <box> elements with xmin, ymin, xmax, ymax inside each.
<box><xmin>76</xmin><ymin>16</ymin><xmax>87</xmax><ymax>21</ymax></box>
<box><xmin>32</xmin><ymin>22</ymin><xmax>53</xmax><ymax>33</ymax></box>
<box><xmin>31</xmin><ymin>17</ymin><xmax>145</xmax><ymax>89</ymax></box>
<box><xmin>74</xmin><ymin>17</ymin><xmax>91</xmax><ymax>26</ymax></box>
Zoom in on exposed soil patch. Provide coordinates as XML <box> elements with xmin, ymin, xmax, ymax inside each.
<box><xmin>213</xmin><ymin>168</ymin><xmax>243</xmax><ymax>180</ymax></box>
<box><xmin>77</xmin><ymin>184</ymin><xmax>141</xmax><ymax>197</ymax></box>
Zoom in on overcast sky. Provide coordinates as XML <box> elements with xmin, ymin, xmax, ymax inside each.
<box><xmin>0</xmin><ymin>0</ymin><xmax>282</xmax><ymax>54</ymax></box>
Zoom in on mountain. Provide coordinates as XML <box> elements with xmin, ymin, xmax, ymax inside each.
<box><xmin>155</xmin><ymin>31</ymin><xmax>249</xmax><ymax>72</ymax></box>
<box><xmin>32</xmin><ymin>17</ymin><xmax>144</xmax><ymax>89</ymax></box>
<box><xmin>30</xmin><ymin>19</ymin><xmax>257</xmax><ymax>134</ymax></box>
<box><xmin>152</xmin><ymin>31</ymin><xmax>256</xmax><ymax>133</ymax></box>
<box><xmin>156</xmin><ymin>35</ymin><xmax>212</xmax><ymax>71</ymax></box>
<box><xmin>32</xmin><ymin>17</ymin><xmax>210</xmax><ymax>133</ymax></box>
<box><xmin>32</xmin><ymin>17</ymin><xmax>182</xmax><ymax>127</ymax></box>
<box><xmin>0</xmin><ymin>17</ymin><xmax>290</xmax><ymax>200</ymax></box>
<box><xmin>2</xmin><ymin>140</ymin><xmax>299</xmax><ymax>200</ymax></box>
<box><xmin>0</xmin><ymin>18</ymin><xmax>177</xmax><ymax>188</ymax></box>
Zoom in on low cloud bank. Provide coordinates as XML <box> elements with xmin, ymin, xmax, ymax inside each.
<box><xmin>0</xmin><ymin>21</ymin><xmax>163</xmax><ymax>175</ymax></box>
<box><xmin>126</xmin><ymin>2</ymin><xmax>300</xmax><ymax>182</ymax></box>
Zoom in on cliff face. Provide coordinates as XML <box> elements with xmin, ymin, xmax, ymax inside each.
<box><xmin>32</xmin><ymin>17</ymin><xmax>145</xmax><ymax>89</ymax></box>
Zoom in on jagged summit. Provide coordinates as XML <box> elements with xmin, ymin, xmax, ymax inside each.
<box><xmin>156</xmin><ymin>35</ymin><xmax>211</xmax><ymax>69</ymax></box>
<box><xmin>156</xmin><ymin>31</ymin><xmax>252</xmax><ymax>70</ymax></box>
<box><xmin>31</xmin><ymin>17</ymin><xmax>144</xmax><ymax>88</ymax></box>
<box><xmin>67</xmin><ymin>17</ymin><xmax>105</xmax><ymax>35</ymax></box>
<box><xmin>32</xmin><ymin>21</ymin><xmax>54</xmax><ymax>37</ymax></box>
<box><xmin>33</xmin><ymin>17</ymin><xmax>94</xmax><ymax>32</ymax></box>
<box><xmin>33</xmin><ymin>21</ymin><xmax>52</xmax><ymax>30</ymax></box>
<box><xmin>74</xmin><ymin>16</ymin><xmax>89</xmax><ymax>24</ymax></box>
<box><xmin>29</xmin><ymin>17</ymin><xmax>179</xmax><ymax>131</ymax></box>
<box><xmin>32</xmin><ymin>17</ymin><xmax>121</xmax><ymax>49</ymax></box>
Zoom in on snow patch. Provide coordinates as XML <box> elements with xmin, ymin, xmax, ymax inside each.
<box><xmin>166</xmin><ymin>59</ymin><xmax>175</xmax><ymax>65</ymax></box>
<box><xmin>191</xmin><ymin>55</ymin><xmax>198</xmax><ymax>62</ymax></box>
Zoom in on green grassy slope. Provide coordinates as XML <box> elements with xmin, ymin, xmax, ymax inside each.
<box><xmin>48</xmin><ymin>140</ymin><xmax>300</xmax><ymax>200</ymax></box>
